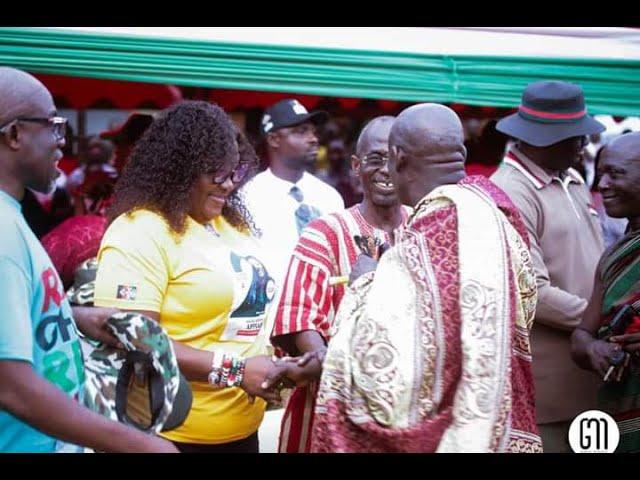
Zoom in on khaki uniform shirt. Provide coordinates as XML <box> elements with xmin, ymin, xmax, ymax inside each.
<box><xmin>491</xmin><ymin>146</ymin><xmax>604</xmax><ymax>424</ymax></box>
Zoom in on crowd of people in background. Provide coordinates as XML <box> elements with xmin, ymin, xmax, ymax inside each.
<box><xmin>22</xmin><ymin>98</ymin><xmax>637</xmax><ymax>258</ymax></box>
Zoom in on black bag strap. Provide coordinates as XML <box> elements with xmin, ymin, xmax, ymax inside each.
<box><xmin>115</xmin><ymin>350</ymin><xmax>165</xmax><ymax>431</ymax></box>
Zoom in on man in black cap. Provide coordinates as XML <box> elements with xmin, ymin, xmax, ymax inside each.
<box><xmin>491</xmin><ymin>80</ymin><xmax>606</xmax><ymax>452</ymax></box>
<box><xmin>241</xmin><ymin>99</ymin><xmax>344</xmax><ymax>295</ymax></box>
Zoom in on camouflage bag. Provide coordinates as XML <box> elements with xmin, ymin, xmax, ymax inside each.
<box><xmin>66</xmin><ymin>257</ymin><xmax>99</xmax><ymax>306</ymax></box>
<box><xmin>84</xmin><ymin>312</ymin><xmax>192</xmax><ymax>433</ymax></box>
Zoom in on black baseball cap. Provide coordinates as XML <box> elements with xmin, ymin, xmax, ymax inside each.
<box><xmin>261</xmin><ymin>99</ymin><xmax>329</xmax><ymax>135</ymax></box>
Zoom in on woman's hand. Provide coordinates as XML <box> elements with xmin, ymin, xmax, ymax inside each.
<box><xmin>585</xmin><ymin>339</ymin><xmax>623</xmax><ymax>377</ymax></box>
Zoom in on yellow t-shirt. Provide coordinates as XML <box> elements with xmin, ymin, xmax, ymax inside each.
<box><xmin>94</xmin><ymin>209</ymin><xmax>276</xmax><ymax>444</ymax></box>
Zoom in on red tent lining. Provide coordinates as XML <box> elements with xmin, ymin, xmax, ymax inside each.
<box><xmin>34</xmin><ymin>73</ymin><xmax>516</xmax><ymax>119</ymax></box>
<box><xmin>34</xmin><ymin>74</ymin><xmax>183</xmax><ymax>110</ymax></box>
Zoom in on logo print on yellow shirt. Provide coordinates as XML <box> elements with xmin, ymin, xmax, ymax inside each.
<box><xmin>230</xmin><ymin>252</ymin><xmax>275</xmax><ymax>319</ymax></box>
<box><xmin>116</xmin><ymin>285</ymin><xmax>138</xmax><ymax>301</ymax></box>
<box><xmin>219</xmin><ymin>252</ymin><xmax>275</xmax><ymax>342</ymax></box>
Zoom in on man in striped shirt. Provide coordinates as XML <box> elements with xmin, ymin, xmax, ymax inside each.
<box><xmin>270</xmin><ymin>116</ymin><xmax>410</xmax><ymax>453</ymax></box>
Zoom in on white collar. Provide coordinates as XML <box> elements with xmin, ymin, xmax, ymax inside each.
<box><xmin>264</xmin><ymin>168</ymin><xmax>310</xmax><ymax>193</ymax></box>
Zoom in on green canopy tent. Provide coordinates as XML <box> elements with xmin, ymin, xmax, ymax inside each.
<box><xmin>0</xmin><ymin>26</ymin><xmax>638</xmax><ymax>115</ymax></box>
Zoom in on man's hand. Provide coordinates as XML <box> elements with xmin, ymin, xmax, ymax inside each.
<box><xmin>241</xmin><ymin>355</ymin><xmax>292</xmax><ymax>403</ymax></box>
<box><xmin>292</xmin><ymin>346</ymin><xmax>327</xmax><ymax>368</ymax></box>
<box><xmin>0</xmin><ymin>360</ymin><xmax>179</xmax><ymax>453</ymax></box>
<box><xmin>262</xmin><ymin>348</ymin><xmax>327</xmax><ymax>390</ymax></box>
<box><xmin>137</xmin><ymin>434</ymin><xmax>180</xmax><ymax>453</ymax></box>
<box><xmin>72</xmin><ymin>306</ymin><xmax>122</xmax><ymax>348</ymax></box>
<box><xmin>349</xmin><ymin>254</ymin><xmax>378</xmax><ymax>285</ymax></box>
<box><xmin>586</xmin><ymin>339</ymin><xmax>622</xmax><ymax>377</ymax></box>
<box><xmin>610</xmin><ymin>333</ymin><xmax>640</xmax><ymax>353</ymax></box>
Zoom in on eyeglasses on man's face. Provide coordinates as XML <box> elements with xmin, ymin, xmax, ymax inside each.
<box><xmin>0</xmin><ymin>116</ymin><xmax>68</xmax><ymax>141</ymax></box>
<box><xmin>361</xmin><ymin>152</ymin><xmax>389</xmax><ymax>170</ymax></box>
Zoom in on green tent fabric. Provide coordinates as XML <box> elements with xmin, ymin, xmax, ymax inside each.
<box><xmin>0</xmin><ymin>27</ymin><xmax>639</xmax><ymax>115</ymax></box>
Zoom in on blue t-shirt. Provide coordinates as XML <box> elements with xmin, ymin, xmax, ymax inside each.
<box><xmin>0</xmin><ymin>189</ymin><xmax>85</xmax><ymax>453</ymax></box>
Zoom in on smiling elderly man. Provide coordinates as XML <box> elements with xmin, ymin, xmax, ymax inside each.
<box><xmin>269</xmin><ymin>116</ymin><xmax>411</xmax><ymax>453</ymax></box>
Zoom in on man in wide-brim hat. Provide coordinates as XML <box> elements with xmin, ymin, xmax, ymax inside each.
<box><xmin>491</xmin><ymin>81</ymin><xmax>606</xmax><ymax>452</ymax></box>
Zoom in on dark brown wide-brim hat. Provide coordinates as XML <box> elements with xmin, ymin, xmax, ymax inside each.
<box><xmin>497</xmin><ymin>81</ymin><xmax>605</xmax><ymax>147</ymax></box>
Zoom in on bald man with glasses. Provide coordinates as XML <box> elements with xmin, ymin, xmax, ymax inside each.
<box><xmin>0</xmin><ymin>67</ymin><xmax>177</xmax><ymax>453</ymax></box>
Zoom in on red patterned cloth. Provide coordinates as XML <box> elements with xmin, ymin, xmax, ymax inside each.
<box><xmin>272</xmin><ymin>204</ymin><xmax>410</xmax><ymax>453</ymax></box>
<box><xmin>465</xmin><ymin>162</ymin><xmax>498</xmax><ymax>178</ymax></box>
<box><xmin>311</xmin><ymin>176</ymin><xmax>542</xmax><ymax>452</ymax></box>
<box><xmin>72</xmin><ymin>167</ymin><xmax>117</xmax><ymax>217</ymax></box>
<box><xmin>626</xmin><ymin>316</ymin><xmax>640</xmax><ymax>335</ymax></box>
<box><xmin>41</xmin><ymin>215</ymin><xmax>107</xmax><ymax>289</ymax></box>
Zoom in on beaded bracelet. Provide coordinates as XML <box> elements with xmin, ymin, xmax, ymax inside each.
<box><xmin>226</xmin><ymin>356</ymin><xmax>246</xmax><ymax>388</ymax></box>
<box><xmin>208</xmin><ymin>351</ymin><xmax>247</xmax><ymax>389</ymax></box>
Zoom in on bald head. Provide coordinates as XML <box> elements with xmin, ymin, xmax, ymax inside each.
<box><xmin>0</xmin><ymin>67</ymin><xmax>53</xmax><ymax>125</ymax></box>
<box><xmin>597</xmin><ymin>132</ymin><xmax>640</xmax><ymax>223</ymax></box>
<box><xmin>390</xmin><ymin>103</ymin><xmax>464</xmax><ymax>156</ymax></box>
<box><xmin>355</xmin><ymin>115</ymin><xmax>395</xmax><ymax>157</ymax></box>
<box><xmin>388</xmin><ymin>103</ymin><xmax>466</xmax><ymax>206</ymax></box>
<box><xmin>606</xmin><ymin>132</ymin><xmax>640</xmax><ymax>157</ymax></box>
<box><xmin>0</xmin><ymin>68</ymin><xmax>62</xmax><ymax>199</ymax></box>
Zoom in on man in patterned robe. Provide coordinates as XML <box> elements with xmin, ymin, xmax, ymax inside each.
<box><xmin>311</xmin><ymin>104</ymin><xmax>542</xmax><ymax>453</ymax></box>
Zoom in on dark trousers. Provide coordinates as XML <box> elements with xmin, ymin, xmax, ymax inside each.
<box><xmin>538</xmin><ymin>420</ymin><xmax>572</xmax><ymax>453</ymax></box>
<box><xmin>172</xmin><ymin>432</ymin><xmax>259</xmax><ymax>453</ymax></box>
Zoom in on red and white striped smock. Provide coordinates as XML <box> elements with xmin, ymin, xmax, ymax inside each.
<box><xmin>271</xmin><ymin>204</ymin><xmax>410</xmax><ymax>453</ymax></box>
